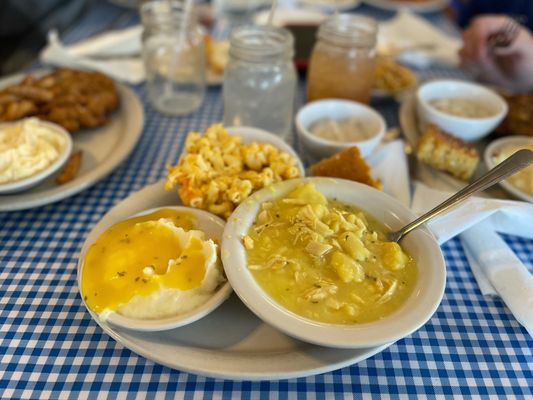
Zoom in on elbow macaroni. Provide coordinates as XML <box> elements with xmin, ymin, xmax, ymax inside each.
<box><xmin>166</xmin><ymin>124</ymin><xmax>301</xmax><ymax>218</ymax></box>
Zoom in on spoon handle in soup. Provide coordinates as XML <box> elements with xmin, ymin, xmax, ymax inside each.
<box><xmin>391</xmin><ymin>149</ymin><xmax>533</xmax><ymax>243</ymax></box>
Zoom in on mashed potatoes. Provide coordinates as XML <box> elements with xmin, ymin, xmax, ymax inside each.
<box><xmin>0</xmin><ymin>118</ymin><xmax>67</xmax><ymax>184</ymax></box>
<box><xmin>82</xmin><ymin>209</ymin><xmax>225</xmax><ymax>320</ymax></box>
<box><xmin>244</xmin><ymin>183</ymin><xmax>417</xmax><ymax>324</ymax></box>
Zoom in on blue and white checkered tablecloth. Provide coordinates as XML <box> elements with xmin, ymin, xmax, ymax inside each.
<box><xmin>1</xmin><ymin>1</ymin><xmax>532</xmax><ymax>399</ymax></box>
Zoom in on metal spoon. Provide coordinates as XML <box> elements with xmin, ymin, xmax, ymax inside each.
<box><xmin>388</xmin><ymin>149</ymin><xmax>533</xmax><ymax>243</ymax></box>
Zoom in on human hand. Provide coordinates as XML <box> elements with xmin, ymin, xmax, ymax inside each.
<box><xmin>459</xmin><ymin>15</ymin><xmax>533</xmax><ymax>92</ymax></box>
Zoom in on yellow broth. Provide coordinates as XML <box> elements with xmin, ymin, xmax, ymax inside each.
<box><xmin>244</xmin><ymin>183</ymin><xmax>417</xmax><ymax>324</ymax></box>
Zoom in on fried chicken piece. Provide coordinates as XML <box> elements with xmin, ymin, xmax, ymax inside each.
<box><xmin>56</xmin><ymin>150</ymin><xmax>83</xmax><ymax>185</ymax></box>
<box><xmin>311</xmin><ymin>147</ymin><xmax>382</xmax><ymax>190</ymax></box>
<box><xmin>3</xmin><ymin>100</ymin><xmax>37</xmax><ymax>121</ymax></box>
<box><xmin>0</xmin><ymin>68</ymin><xmax>120</xmax><ymax>132</ymax></box>
<box><xmin>5</xmin><ymin>85</ymin><xmax>54</xmax><ymax>103</ymax></box>
<box><xmin>497</xmin><ymin>93</ymin><xmax>533</xmax><ymax>136</ymax></box>
<box><xmin>0</xmin><ymin>93</ymin><xmax>20</xmax><ymax>105</ymax></box>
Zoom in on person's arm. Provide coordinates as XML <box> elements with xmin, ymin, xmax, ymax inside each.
<box><xmin>459</xmin><ymin>15</ymin><xmax>533</xmax><ymax>92</ymax></box>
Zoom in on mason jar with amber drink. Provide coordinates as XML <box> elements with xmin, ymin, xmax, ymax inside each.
<box><xmin>307</xmin><ymin>15</ymin><xmax>378</xmax><ymax>104</ymax></box>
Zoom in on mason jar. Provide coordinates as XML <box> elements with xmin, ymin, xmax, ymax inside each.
<box><xmin>140</xmin><ymin>0</ymin><xmax>205</xmax><ymax>115</ymax></box>
<box><xmin>223</xmin><ymin>25</ymin><xmax>297</xmax><ymax>141</ymax></box>
<box><xmin>307</xmin><ymin>15</ymin><xmax>378</xmax><ymax>104</ymax></box>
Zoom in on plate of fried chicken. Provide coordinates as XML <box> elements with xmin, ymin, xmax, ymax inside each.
<box><xmin>0</xmin><ymin>68</ymin><xmax>144</xmax><ymax>211</ymax></box>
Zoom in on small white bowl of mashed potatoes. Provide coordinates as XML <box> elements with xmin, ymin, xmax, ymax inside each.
<box><xmin>295</xmin><ymin>99</ymin><xmax>386</xmax><ymax>159</ymax></box>
<box><xmin>0</xmin><ymin>118</ymin><xmax>73</xmax><ymax>194</ymax></box>
<box><xmin>485</xmin><ymin>136</ymin><xmax>533</xmax><ymax>203</ymax></box>
<box><xmin>221</xmin><ymin>177</ymin><xmax>446</xmax><ymax>349</ymax></box>
<box><xmin>79</xmin><ymin>206</ymin><xmax>232</xmax><ymax>331</ymax></box>
<box><xmin>416</xmin><ymin>80</ymin><xmax>508</xmax><ymax>142</ymax></box>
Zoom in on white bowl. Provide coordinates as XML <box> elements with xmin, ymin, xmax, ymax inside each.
<box><xmin>295</xmin><ymin>99</ymin><xmax>386</xmax><ymax>159</ymax></box>
<box><xmin>226</xmin><ymin>126</ymin><xmax>305</xmax><ymax>175</ymax></box>
<box><xmin>484</xmin><ymin>136</ymin><xmax>533</xmax><ymax>203</ymax></box>
<box><xmin>78</xmin><ymin>206</ymin><xmax>232</xmax><ymax>332</ymax></box>
<box><xmin>0</xmin><ymin>120</ymin><xmax>73</xmax><ymax>194</ymax></box>
<box><xmin>221</xmin><ymin>177</ymin><xmax>446</xmax><ymax>349</ymax></box>
<box><xmin>416</xmin><ymin>79</ymin><xmax>508</xmax><ymax>142</ymax></box>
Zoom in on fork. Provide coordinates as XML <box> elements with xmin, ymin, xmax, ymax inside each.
<box><xmin>387</xmin><ymin>149</ymin><xmax>533</xmax><ymax>243</ymax></box>
<box><xmin>488</xmin><ymin>17</ymin><xmax>521</xmax><ymax>49</ymax></box>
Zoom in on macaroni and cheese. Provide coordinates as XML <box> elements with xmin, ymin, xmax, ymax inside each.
<box><xmin>166</xmin><ymin>124</ymin><xmax>301</xmax><ymax>218</ymax></box>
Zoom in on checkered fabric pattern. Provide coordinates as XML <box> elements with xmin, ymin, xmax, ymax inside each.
<box><xmin>1</xmin><ymin>1</ymin><xmax>532</xmax><ymax>399</ymax></box>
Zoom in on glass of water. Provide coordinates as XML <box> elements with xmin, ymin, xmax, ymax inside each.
<box><xmin>141</xmin><ymin>0</ymin><xmax>206</xmax><ymax>116</ymax></box>
<box><xmin>223</xmin><ymin>25</ymin><xmax>297</xmax><ymax>141</ymax></box>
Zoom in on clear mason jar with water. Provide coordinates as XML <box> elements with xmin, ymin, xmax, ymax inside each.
<box><xmin>141</xmin><ymin>0</ymin><xmax>205</xmax><ymax>115</ymax></box>
<box><xmin>223</xmin><ymin>26</ymin><xmax>297</xmax><ymax>140</ymax></box>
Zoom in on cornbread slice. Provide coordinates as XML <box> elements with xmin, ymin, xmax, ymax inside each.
<box><xmin>310</xmin><ymin>147</ymin><xmax>382</xmax><ymax>190</ymax></box>
<box><xmin>416</xmin><ymin>125</ymin><xmax>479</xmax><ymax>181</ymax></box>
<box><xmin>374</xmin><ymin>57</ymin><xmax>417</xmax><ymax>93</ymax></box>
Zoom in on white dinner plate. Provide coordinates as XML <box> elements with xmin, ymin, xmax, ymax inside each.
<box><xmin>364</xmin><ymin>0</ymin><xmax>450</xmax><ymax>13</ymax></box>
<box><xmin>297</xmin><ymin>0</ymin><xmax>361</xmax><ymax>12</ymax></box>
<box><xmin>484</xmin><ymin>136</ymin><xmax>533</xmax><ymax>203</ymax></box>
<box><xmin>0</xmin><ymin>70</ymin><xmax>144</xmax><ymax>211</ymax></box>
<box><xmin>79</xmin><ymin>180</ymin><xmax>391</xmax><ymax>380</ymax></box>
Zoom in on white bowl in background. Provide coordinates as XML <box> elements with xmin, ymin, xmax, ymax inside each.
<box><xmin>0</xmin><ymin>120</ymin><xmax>73</xmax><ymax>194</ymax></box>
<box><xmin>484</xmin><ymin>136</ymin><xmax>533</xmax><ymax>203</ymax></box>
<box><xmin>78</xmin><ymin>206</ymin><xmax>232</xmax><ymax>332</ymax></box>
<box><xmin>295</xmin><ymin>99</ymin><xmax>386</xmax><ymax>159</ymax></box>
<box><xmin>416</xmin><ymin>79</ymin><xmax>508</xmax><ymax>142</ymax></box>
<box><xmin>221</xmin><ymin>177</ymin><xmax>446</xmax><ymax>349</ymax></box>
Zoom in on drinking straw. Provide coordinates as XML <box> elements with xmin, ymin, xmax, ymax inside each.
<box><xmin>266</xmin><ymin>0</ymin><xmax>278</xmax><ymax>25</ymax></box>
<box><xmin>165</xmin><ymin>0</ymin><xmax>194</xmax><ymax>99</ymax></box>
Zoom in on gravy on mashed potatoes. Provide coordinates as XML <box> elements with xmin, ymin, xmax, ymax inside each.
<box><xmin>244</xmin><ymin>183</ymin><xmax>417</xmax><ymax>324</ymax></box>
<box><xmin>82</xmin><ymin>209</ymin><xmax>226</xmax><ymax>320</ymax></box>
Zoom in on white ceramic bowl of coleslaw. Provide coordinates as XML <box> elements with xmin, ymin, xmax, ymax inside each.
<box><xmin>0</xmin><ymin>118</ymin><xmax>73</xmax><ymax>194</ymax></box>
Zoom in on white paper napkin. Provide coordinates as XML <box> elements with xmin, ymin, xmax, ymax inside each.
<box><xmin>411</xmin><ymin>182</ymin><xmax>533</xmax><ymax>337</ymax></box>
<box><xmin>369</xmin><ymin>139</ymin><xmax>411</xmax><ymax>207</ymax></box>
<box><xmin>378</xmin><ymin>11</ymin><xmax>462</xmax><ymax>69</ymax></box>
<box><xmin>411</xmin><ymin>183</ymin><xmax>533</xmax><ymax>244</ymax></box>
<box><xmin>40</xmin><ymin>28</ymin><xmax>145</xmax><ymax>84</ymax></box>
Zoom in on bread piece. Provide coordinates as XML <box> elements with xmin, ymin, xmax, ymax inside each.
<box><xmin>310</xmin><ymin>147</ymin><xmax>382</xmax><ymax>190</ymax></box>
<box><xmin>374</xmin><ymin>57</ymin><xmax>417</xmax><ymax>93</ymax></box>
<box><xmin>205</xmin><ymin>35</ymin><xmax>229</xmax><ymax>76</ymax></box>
<box><xmin>416</xmin><ymin>125</ymin><xmax>479</xmax><ymax>181</ymax></box>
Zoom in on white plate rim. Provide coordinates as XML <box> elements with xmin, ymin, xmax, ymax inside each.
<box><xmin>297</xmin><ymin>0</ymin><xmax>362</xmax><ymax>12</ymax></box>
<box><xmin>363</xmin><ymin>0</ymin><xmax>450</xmax><ymax>13</ymax></box>
<box><xmin>484</xmin><ymin>136</ymin><xmax>533</xmax><ymax>203</ymax></box>
<box><xmin>78</xmin><ymin>180</ymin><xmax>393</xmax><ymax>380</ymax></box>
<box><xmin>0</xmin><ymin>70</ymin><xmax>144</xmax><ymax>211</ymax></box>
